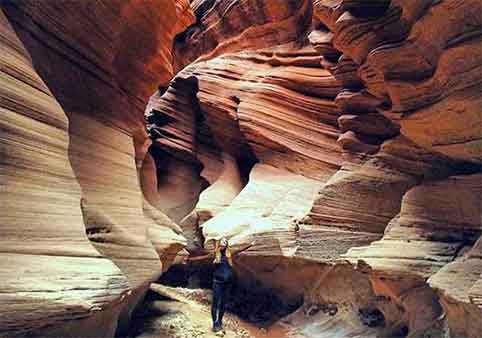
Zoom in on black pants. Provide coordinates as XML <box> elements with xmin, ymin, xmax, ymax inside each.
<box><xmin>212</xmin><ymin>280</ymin><xmax>231</xmax><ymax>326</ymax></box>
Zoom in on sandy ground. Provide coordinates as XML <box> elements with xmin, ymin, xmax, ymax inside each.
<box><xmin>127</xmin><ymin>283</ymin><xmax>450</xmax><ymax>338</ymax></box>
<box><xmin>128</xmin><ymin>284</ymin><xmax>289</xmax><ymax>338</ymax></box>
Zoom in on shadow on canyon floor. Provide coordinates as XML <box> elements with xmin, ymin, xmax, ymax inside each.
<box><xmin>126</xmin><ymin>284</ymin><xmax>290</xmax><ymax>338</ymax></box>
<box><xmin>157</xmin><ymin>264</ymin><xmax>302</xmax><ymax>326</ymax></box>
<box><xmin>126</xmin><ymin>262</ymin><xmax>451</xmax><ymax>338</ymax></box>
<box><xmin>125</xmin><ymin>262</ymin><xmax>303</xmax><ymax>338</ymax></box>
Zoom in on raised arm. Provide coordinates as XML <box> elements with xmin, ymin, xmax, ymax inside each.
<box><xmin>232</xmin><ymin>241</ymin><xmax>256</xmax><ymax>256</ymax></box>
<box><xmin>184</xmin><ymin>252</ymin><xmax>213</xmax><ymax>263</ymax></box>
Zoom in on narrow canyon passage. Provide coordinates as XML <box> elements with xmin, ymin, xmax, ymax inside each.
<box><xmin>0</xmin><ymin>1</ymin><xmax>481</xmax><ymax>338</ymax></box>
<box><xmin>127</xmin><ymin>283</ymin><xmax>292</xmax><ymax>338</ymax></box>
<box><xmin>127</xmin><ymin>264</ymin><xmax>381</xmax><ymax>338</ymax></box>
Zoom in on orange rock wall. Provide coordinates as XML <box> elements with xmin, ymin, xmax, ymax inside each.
<box><xmin>147</xmin><ymin>1</ymin><xmax>481</xmax><ymax>337</ymax></box>
<box><xmin>0</xmin><ymin>9</ymin><xmax>128</xmax><ymax>337</ymax></box>
<box><xmin>1</xmin><ymin>0</ymin><xmax>481</xmax><ymax>337</ymax></box>
<box><xmin>0</xmin><ymin>1</ymin><xmax>194</xmax><ymax>336</ymax></box>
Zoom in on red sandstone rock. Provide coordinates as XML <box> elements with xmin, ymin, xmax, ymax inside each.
<box><xmin>1</xmin><ymin>0</ymin><xmax>481</xmax><ymax>337</ymax></box>
<box><xmin>0</xmin><ymin>9</ymin><xmax>129</xmax><ymax>337</ymax></box>
<box><xmin>0</xmin><ymin>1</ymin><xmax>194</xmax><ymax>336</ymax></box>
<box><xmin>147</xmin><ymin>1</ymin><xmax>480</xmax><ymax>336</ymax></box>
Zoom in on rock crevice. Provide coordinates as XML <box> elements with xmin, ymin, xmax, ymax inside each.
<box><xmin>1</xmin><ymin>0</ymin><xmax>481</xmax><ymax>337</ymax></box>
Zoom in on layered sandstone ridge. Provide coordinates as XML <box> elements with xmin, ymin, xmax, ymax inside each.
<box><xmin>0</xmin><ymin>1</ymin><xmax>194</xmax><ymax>337</ymax></box>
<box><xmin>0</xmin><ymin>10</ymin><xmax>128</xmax><ymax>337</ymax></box>
<box><xmin>1</xmin><ymin>0</ymin><xmax>481</xmax><ymax>337</ymax></box>
<box><xmin>147</xmin><ymin>0</ymin><xmax>481</xmax><ymax>337</ymax></box>
<box><xmin>313</xmin><ymin>0</ymin><xmax>481</xmax><ymax>162</ymax></box>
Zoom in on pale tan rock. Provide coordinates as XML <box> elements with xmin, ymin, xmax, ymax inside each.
<box><xmin>336</xmin><ymin>131</ymin><xmax>380</xmax><ymax>154</ymax></box>
<box><xmin>0</xmin><ymin>1</ymin><xmax>195</xmax><ymax>336</ymax></box>
<box><xmin>275</xmin><ymin>309</ymin><xmax>381</xmax><ymax>338</ymax></box>
<box><xmin>307</xmin><ymin>155</ymin><xmax>415</xmax><ymax>234</ymax></box>
<box><xmin>345</xmin><ymin>174</ymin><xmax>481</xmax><ymax>276</ymax></box>
<box><xmin>202</xmin><ymin>163</ymin><xmax>322</xmax><ymax>254</ymax></box>
<box><xmin>308</xmin><ymin>29</ymin><xmax>340</xmax><ymax>61</ymax></box>
<box><xmin>143</xmin><ymin>146</ymin><xmax>207</xmax><ymax>223</ymax></box>
<box><xmin>429</xmin><ymin>238</ymin><xmax>482</xmax><ymax>338</ymax></box>
<box><xmin>2</xmin><ymin>0</ymin><xmax>481</xmax><ymax>337</ymax></box>
<box><xmin>338</xmin><ymin>174</ymin><xmax>481</xmax><ymax>336</ymax></box>
<box><xmin>148</xmin><ymin>46</ymin><xmax>343</xmax><ymax>182</ymax></box>
<box><xmin>151</xmin><ymin>1</ymin><xmax>481</xmax><ymax>337</ymax></box>
<box><xmin>196</xmin><ymin>153</ymin><xmax>245</xmax><ymax>224</ymax></box>
<box><xmin>0</xmin><ymin>10</ymin><xmax>129</xmax><ymax>337</ymax></box>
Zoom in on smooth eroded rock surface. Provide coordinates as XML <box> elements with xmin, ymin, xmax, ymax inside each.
<box><xmin>147</xmin><ymin>1</ymin><xmax>481</xmax><ymax>337</ymax></box>
<box><xmin>0</xmin><ymin>9</ymin><xmax>129</xmax><ymax>337</ymax></box>
<box><xmin>1</xmin><ymin>0</ymin><xmax>481</xmax><ymax>337</ymax></box>
<box><xmin>0</xmin><ymin>1</ymin><xmax>194</xmax><ymax>336</ymax></box>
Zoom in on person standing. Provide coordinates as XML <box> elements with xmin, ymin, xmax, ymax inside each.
<box><xmin>185</xmin><ymin>238</ymin><xmax>255</xmax><ymax>332</ymax></box>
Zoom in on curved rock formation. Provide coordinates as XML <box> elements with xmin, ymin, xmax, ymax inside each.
<box><xmin>0</xmin><ymin>9</ymin><xmax>128</xmax><ymax>337</ymax></box>
<box><xmin>147</xmin><ymin>0</ymin><xmax>481</xmax><ymax>337</ymax></box>
<box><xmin>174</xmin><ymin>0</ymin><xmax>313</xmax><ymax>70</ymax></box>
<box><xmin>313</xmin><ymin>0</ymin><xmax>481</xmax><ymax>162</ymax></box>
<box><xmin>0</xmin><ymin>1</ymin><xmax>194</xmax><ymax>336</ymax></box>
<box><xmin>1</xmin><ymin>0</ymin><xmax>481</xmax><ymax>337</ymax></box>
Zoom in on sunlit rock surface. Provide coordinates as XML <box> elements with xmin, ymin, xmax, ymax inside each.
<box><xmin>429</xmin><ymin>237</ymin><xmax>482</xmax><ymax>338</ymax></box>
<box><xmin>1</xmin><ymin>0</ymin><xmax>481</xmax><ymax>337</ymax></box>
<box><xmin>0</xmin><ymin>9</ymin><xmax>128</xmax><ymax>337</ymax></box>
<box><xmin>0</xmin><ymin>1</ymin><xmax>193</xmax><ymax>336</ymax></box>
<box><xmin>147</xmin><ymin>0</ymin><xmax>481</xmax><ymax>337</ymax></box>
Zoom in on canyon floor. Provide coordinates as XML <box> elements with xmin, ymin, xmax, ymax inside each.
<box><xmin>128</xmin><ymin>283</ymin><xmax>412</xmax><ymax>338</ymax></box>
<box><xmin>128</xmin><ymin>284</ymin><xmax>288</xmax><ymax>338</ymax></box>
<box><xmin>1</xmin><ymin>1</ymin><xmax>480</xmax><ymax>337</ymax></box>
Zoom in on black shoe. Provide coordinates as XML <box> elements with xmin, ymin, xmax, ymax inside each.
<box><xmin>212</xmin><ymin>322</ymin><xmax>222</xmax><ymax>332</ymax></box>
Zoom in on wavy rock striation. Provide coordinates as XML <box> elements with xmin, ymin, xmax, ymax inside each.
<box><xmin>0</xmin><ymin>9</ymin><xmax>128</xmax><ymax>337</ymax></box>
<box><xmin>1</xmin><ymin>0</ymin><xmax>481</xmax><ymax>337</ymax></box>
<box><xmin>147</xmin><ymin>0</ymin><xmax>481</xmax><ymax>337</ymax></box>
<box><xmin>0</xmin><ymin>1</ymin><xmax>194</xmax><ymax>336</ymax></box>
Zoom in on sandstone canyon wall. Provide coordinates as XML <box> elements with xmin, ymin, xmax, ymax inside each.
<box><xmin>0</xmin><ymin>0</ymin><xmax>481</xmax><ymax>337</ymax></box>
<box><xmin>0</xmin><ymin>1</ymin><xmax>194</xmax><ymax>336</ymax></box>
<box><xmin>146</xmin><ymin>0</ymin><xmax>481</xmax><ymax>337</ymax></box>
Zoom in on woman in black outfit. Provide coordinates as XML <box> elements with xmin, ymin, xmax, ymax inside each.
<box><xmin>185</xmin><ymin>237</ymin><xmax>254</xmax><ymax>332</ymax></box>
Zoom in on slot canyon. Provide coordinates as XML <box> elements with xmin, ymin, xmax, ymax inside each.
<box><xmin>0</xmin><ymin>0</ymin><xmax>480</xmax><ymax>337</ymax></box>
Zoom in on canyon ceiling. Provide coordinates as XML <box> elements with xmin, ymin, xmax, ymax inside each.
<box><xmin>0</xmin><ymin>0</ymin><xmax>480</xmax><ymax>337</ymax></box>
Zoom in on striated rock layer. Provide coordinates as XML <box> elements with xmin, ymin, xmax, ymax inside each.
<box><xmin>0</xmin><ymin>1</ymin><xmax>194</xmax><ymax>337</ymax></box>
<box><xmin>1</xmin><ymin>0</ymin><xmax>481</xmax><ymax>337</ymax></box>
<box><xmin>0</xmin><ymin>9</ymin><xmax>128</xmax><ymax>337</ymax></box>
<box><xmin>147</xmin><ymin>0</ymin><xmax>481</xmax><ymax>337</ymax></box>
